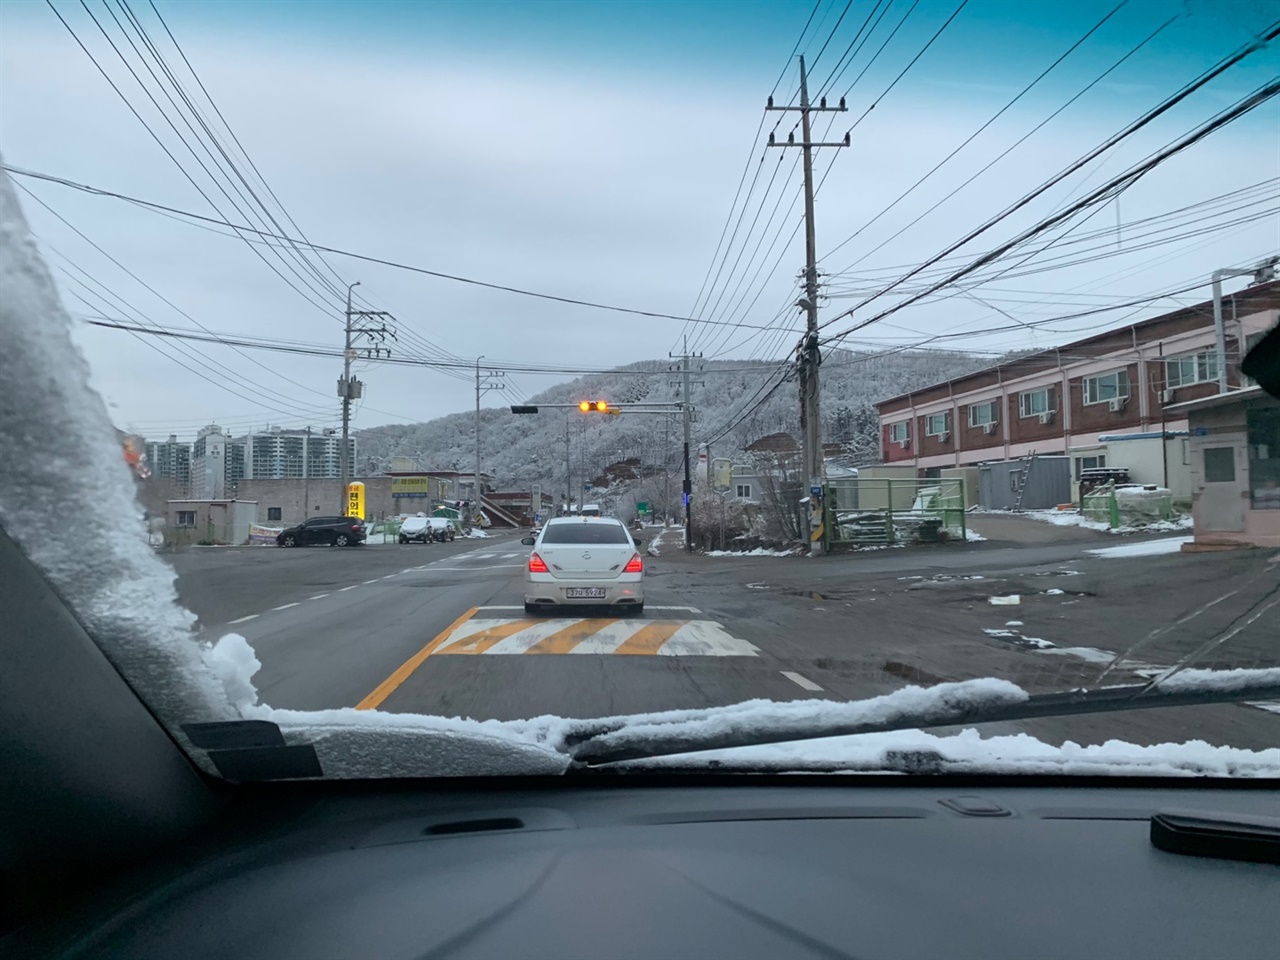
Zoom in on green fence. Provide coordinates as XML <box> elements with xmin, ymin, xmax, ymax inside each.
<box><xmin>824</xmin><ymin>478</ymin><xmax>967</xmax><ymax>548</ymax></box>
<box><xmin>1082</xmin><ymin>482</ymin><xmax>1175</xmax><ymax>528</ymax></box>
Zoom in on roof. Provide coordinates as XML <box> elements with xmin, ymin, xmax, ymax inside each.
<box><xmin>873</xmin><ymin>281</ymin><xmax>1280</xmax><ymax>410</ymax></box>
<box><xmin>1164</xmin><ymin>386</ymin><xmax>1271</xmax><ymax>414</ymax></box>
<box><xmin>745</xmin><ymin>431</ymin><xmax>801</xmax><ymax>453</ymax></box>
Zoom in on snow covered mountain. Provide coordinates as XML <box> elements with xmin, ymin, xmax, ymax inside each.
<box><xmin>355</xmin><ymin>348</ymin><xmax>990</xmax><ymax>491</ymax></box>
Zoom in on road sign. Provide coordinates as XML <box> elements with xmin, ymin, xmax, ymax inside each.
<box><xmin>636</xmin><ymin>501</ymin><xmax>650</xmax><ymax>515</ymax></box>
<box><xmin>533</xmin><ymin>513</ymin><xmax>541</xmax><ymax>523</ymax></box>
<box><xmin>712</xmin><ymin>458</ymin><xmax>733</xmax><ymax>494</ymax></box>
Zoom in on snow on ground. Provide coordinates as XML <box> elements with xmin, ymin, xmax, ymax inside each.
<box><xmin>964</xmin><ymin>528</ymin><xmax>987</xmax><ymax>542</ymax></box>
<box><xmin>704</xmin><ymin>546</ymin><xmax>801</xmax><ymax>557</ymax></box>
<box><xmin>1087</xmin><ymin>536</ymin><xmax>1193</xmax><ymax>559</ymax></box>
<box><xmin>1017</xmin><ymin>508</ymin><xmax>1194</xmax><ymax>536</ymax></box>
<box><xmin>988</xmin><ymin>594</ymin><xmax>1021</xmax><ymax>605</ymax></box>
<box><xmin>466</xmin><ymin>528</ymin><xmax>489</xmax><ymax>538</ymax></box>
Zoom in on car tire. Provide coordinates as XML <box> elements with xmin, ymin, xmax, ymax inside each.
<box><xmin>622</xmin><ymin>602</ymin><xmax>644</xmax><ymax>617</ymax></box>
<box><xmin>398</xmin><ymin>537</ymin><xmax>407</xmax><ymax>544</ymax></box>
<box><xmin>281</xmin><ymin>534</ymin><xmax>297</xmax><ymax>548</ymax></box>
<box><xmin>335</xmin><ymin>533</ymin><xmax>350</xmax><ymax>547</ymax></box>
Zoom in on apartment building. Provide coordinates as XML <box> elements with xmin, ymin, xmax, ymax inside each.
<box><xmin>241</xmin><ymin>427</ymin><xmax>355</xmax><ymax>481</ymax></box>
<box><xmin>875</xmin><ymin>282</ymin><xmax>1279</xmax><ymax>490</ymax></box>
<box><xmin>145</xmin><ymin>434</ymin><xmax>192</xmax><ymax>495</ymax></box>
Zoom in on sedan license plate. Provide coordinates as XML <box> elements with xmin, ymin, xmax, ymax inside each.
<box><xmin>565</xmin><ymin>587</ymin><xmax>606</xmax><ymax>599</ymax></box>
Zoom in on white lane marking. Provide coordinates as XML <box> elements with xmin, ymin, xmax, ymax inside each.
<box><xmin>434</xmin><ymin>617</ymin><xmax>756</xmax><ymax>657</ymax></box>
<box><xmin>309</xmin><ymin>593</ymin><xmax>330</xmax><ymax>601</ymax></box>
<box><xmin>272</xmin><ymin>602</ymin><xmax>300</xmax><ymax>611</ymax></box>
<box><xmin>781</xmin><ymin>671</ymin><xmax>823</xmax><ymax>692</ymax></box>
<box><xmin>228</xmin><ymin>614</ymin><xmax>259</xmax><ymax>624</ymax></box>
<box><xmin>477</xmin><ymin>605</ymin><xmax>525</xmax><ymax>610</ymax></box>
<box><xmin>658</xmin><ymin>620</ymin><xmax>759</xmax><ymax>657</ymax></box>
<box><xmin>472</xmin><ymin>553</ymin><xmax>497</xmax><ymax>559</ymax></box>
<box><xmin>382</xmin><ymin>574</ymin><xmax>397</xmax><ymax>580</ymax></box>
<box><xmin>363</xmin><ymin>579</ymin><xmax>379</xmax><ymax>584</ymax></box>
<box><xmin>648</xmin><ymin>605</ymin><xmax>702</xmax><ymax>612</ymax></box>
<box><xmin>420</xmin><ymin>564</ymin><xmax>524</xmax><ymax>572</ymax></box>
<box><xmin>501</xmin><ymin>552</ymin><xmax>521</xmax><ymax>559</ymax></box>
<box><xmin>338</xmin><ymin>585</ymin><xmax>359</xmax><ymax>592</ymax></box>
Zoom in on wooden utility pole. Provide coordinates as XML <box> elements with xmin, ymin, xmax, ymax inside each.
<box><xmin>767</xmin><ymin>55</ymin><xmax>848</xmax><ymax>555</ymax></box>
<box><xmin>337</xmin><ymin>283</ymin><xmax>395</xmax><ymax>512</ymax></box>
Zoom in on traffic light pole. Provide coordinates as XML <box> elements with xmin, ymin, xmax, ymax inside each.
<box><xmin>682</xmin><ymin>350</ymin><xmax>693</xmax><ymax>553</ymax></box>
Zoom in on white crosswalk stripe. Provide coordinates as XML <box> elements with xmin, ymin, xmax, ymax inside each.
<box><xmin>433</xmin><ymin>616</ymin><xmax>759</xmax><ymax>657</ymax></box>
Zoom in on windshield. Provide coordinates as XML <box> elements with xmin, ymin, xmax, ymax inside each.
<box><xmin>2</xmin><ymin>0</ymin><xmax>1278</xmax><ymax>782</ymax></box>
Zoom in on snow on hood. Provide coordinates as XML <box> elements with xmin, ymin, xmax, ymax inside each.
<box><xmin>612</xmin><ymin>727</ymin><xmax>1280</xmax><ymax>777</ymax></box>
<box><xmin>0</xmin><ymin>164</ymin><xmax>234</xmax><ymax>741</ymax></box>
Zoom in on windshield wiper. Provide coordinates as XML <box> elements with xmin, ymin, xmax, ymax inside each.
<box><xmin>565</xmin><ymin>672</ymin><xmax>1280</xmax><ymax>767</ymax></box>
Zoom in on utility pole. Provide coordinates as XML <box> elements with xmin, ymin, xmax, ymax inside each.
<box><xmin>670</xmin><ymin>336</ymin><xmax>703</xmax><ymax>553</ymax></box>
<box><xmin>565</xmin><ymin>414</ymin><xmax>572</xmax><ymax>515</ymax></box>
<box><xmin>474</xmin><ymin>356</ymin><xmax>505</xmax><ymax>519</ymax></box>
<box><xmin>768</xmin><ymin>55</ymin><xmax>848</xmax><ymax>556</ymax></box>
<box><xmin>337</xmin><ymin>283</ymin><xmax>396</xmax><ymax>512</ymax></box>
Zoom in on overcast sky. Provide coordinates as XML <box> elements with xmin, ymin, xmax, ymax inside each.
<box><xmin>2</xmin><ymin>0</ymin><xmax>1276</xmax><ymax>440</ymax></box>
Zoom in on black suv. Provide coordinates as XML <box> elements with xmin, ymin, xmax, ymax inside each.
<box><xmin>276</xmin><ymin>516</ymin><xmax>366</xmax><ymax>547</ymax></box>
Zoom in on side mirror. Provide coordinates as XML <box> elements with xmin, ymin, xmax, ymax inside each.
<box><xmin>520</xmin><ymin>537</ymin><xmax>536</xmax><ymax>546</ymax></box>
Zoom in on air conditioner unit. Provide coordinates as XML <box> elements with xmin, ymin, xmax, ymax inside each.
<box><xmin>938</xmin><ymin>431</ymin><xmax>950</xmax><ymax>443</ymax></box>
<box><xmin>1108</xmin><ymin>397</ymin><xmax>1127</xmax><ymax>412</ymax></box>
<box><xmin>982</xmin><ymin>422</ymin><xmax>997</xmax><ymax>435</ymax></box>
<box><xmin>898</xmin><ymin>437</ymin><xmax>911</xmax><ymax>449</ymax></box>
<box><xmin>1038</xmin><ymin>411</ymin><xmax>1055</xmax><ymax>425</ymax></box>
<box><xmin>1161</xmin><ymin>388</ymin><xmax>1176</xmax><ymax>404</ymax></box>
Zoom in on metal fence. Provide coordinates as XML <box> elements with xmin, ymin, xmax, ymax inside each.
<box><xmin>1082</xmin><ymin>481</ymin><xmax>1176</xmax><ymax>528</ymax></box>
<box><xmin>825</xmin><ymin>478</ymin><xmax>967</xmax><ymax>548</ymax></box>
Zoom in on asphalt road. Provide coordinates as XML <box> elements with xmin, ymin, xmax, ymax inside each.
<box><xmin>168</xmin><ymin>528</ymin><xmax>1280</xmax><ymax>751</ymax></box>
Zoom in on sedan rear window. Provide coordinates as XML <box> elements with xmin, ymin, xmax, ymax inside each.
<box><xmin>541</xmin><ymin>523</ymin><xmax>630</xmax><ymax>544</ymax></box>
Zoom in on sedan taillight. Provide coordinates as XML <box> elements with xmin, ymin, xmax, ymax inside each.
<box><xmin>529</xmin><ymin>552</ymin><xmax>549</xmax><ymax>573</ymax></box>
<box><xmin>624</xmin><ymin>553</ymin><xmax>643</xmax><ymax>573</ymax></box>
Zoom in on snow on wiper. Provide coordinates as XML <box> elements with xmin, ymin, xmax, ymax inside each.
<box><xmin>564</xmin><ymin>670</ymin><xmax>1280</xmax><ymax>767</ymax></box>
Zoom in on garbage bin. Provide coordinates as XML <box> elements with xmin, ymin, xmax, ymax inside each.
<box><xmin>918</xmin><ymin>519</ymin><xmax>942</xmax><ymax>543</ymax></box>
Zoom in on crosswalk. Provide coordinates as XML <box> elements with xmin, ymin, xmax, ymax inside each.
<box><xmin>429</xmin><ymin>615</ymin><xmax>759</xmax><ymax>657</ymax></box>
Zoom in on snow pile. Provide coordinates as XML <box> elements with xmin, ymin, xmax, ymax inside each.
<box><xmin>1023</xmin><ymin>509</ymin><xmax>1193</xmax><ymax>536</ymax></box>
<box><xmin>617</xmin><ymin>727</ymin><xmax>1280</xmax><ymax>777</ymax></box>
<box><xmin>561</xmin><ymin>678</ymin><xmax>1030</xmax><ymax>761</ymax></box>
<box><xmin>964</xmin><ymin>528</ymin><xmax>987</xmax><ymax>542</ymax></box>
<box><xmin>645</xmin><ymin>529</ymin><xmax>665</xmax><ymax>557</ymax></box>
<box><xmin>1154</xmin><ymin>666</ymin><xmax>1280</xmax><ymax>694</ymax></box>
<box><xmin>0</xmin><ymin>166</ymin><xmax>234</xmax><ymax>737</ymax></box>
<box><xmin>704</xmin><ymin>546</ymin><xmax>800</xmax><ymax>557</ymax></box>
<box><xmin>989</xmin><ymin>594</ymin><xmax>1021</xmax><ymax>605</ymax></box>
<box><xmin>1087</xmin><ymin>536</ymin><xmax>1192</xmax><ymax>559</ymax></box>
<box><xmin>466</xmin><ymin>528</ymin><xmax>489</xmax><ymax>538</ymax></box>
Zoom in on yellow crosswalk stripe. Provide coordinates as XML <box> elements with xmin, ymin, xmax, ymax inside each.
<box><xmin>613</xmin><ymin>620</ymin><xmax>685</xmax><ymax>655</ymax></box>
<box><xmin>524</xmin><ymin>618</ymin><xmax>617</xmax><ymax>654</ymax></box>
<box><xmin>436</xmin><ymin>619</ymin><xmax>537</xmax><ymax>655</ymax></box>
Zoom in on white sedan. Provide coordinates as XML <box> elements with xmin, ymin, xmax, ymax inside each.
<box><xmin>522</xmin><ymin>516</ymin><xmax>644</xmax><ymax>615</ymax></box>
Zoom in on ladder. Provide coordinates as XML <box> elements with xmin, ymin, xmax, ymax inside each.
<box><xmin>1012</xmin><ymin>451</ymin><xmax>1036</xmax><ymax>511</ymax></box>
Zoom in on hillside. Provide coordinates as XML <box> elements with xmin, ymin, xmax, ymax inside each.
<box><xmin>355</xmin><ymin>348</ymin><xmax>989</xmax><ymax>495</ymax></box>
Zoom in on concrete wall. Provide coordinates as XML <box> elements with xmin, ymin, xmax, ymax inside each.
<box><xmin>939</xmin><ymin>466</ymin><xmax>980</xmax><ymax>509</ymax></box>
<box><xmin>1101</xmin><ymin>436</ymin><xmax>1193</xmax><ymax>505</ymax></box>
<box><xmin>235</xmin><ymin>477</ymin><xmax>403</xmax><ymax>527</ymax></box>
<box><xmin>164</xmin><ymin>499</ymin><xmax>257</xmax><ymax>545</ymax></box>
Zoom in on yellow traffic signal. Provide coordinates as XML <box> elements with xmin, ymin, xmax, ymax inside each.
<box><xmin>578</xmin><ymin>400</ymin><xmax>610</xmax><ymax>412</ymax></box>
<box><xmin>594</xmin><ymin>401</ymin><xmax>609</xmax><ymax>413</ymax></box>
<box><xmin>579</xmin><ymin>400</ymin><xmax>591</xmax><ymax>412</ymax></box>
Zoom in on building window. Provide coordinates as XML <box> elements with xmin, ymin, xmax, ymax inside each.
<box><xmin>1203</xmin><ymin>447</ymin><xmax>1235</xmax><ymax>483</ymax></box>
<box><xmin>1074</xmin><ymin>455</ymin><xmax>1106</xmax><ymax>480</ymax></box>
<box><xmin>889</xmin><ymin>421</ymin><xmax>909</xmax><ymax>443</ymax></box>
<box><xmin>1083</xmin><ymin>370</ymin><xmax>1129</xmax><ymax>405</ymax></box>
<box><xmin>1018</xmin><ymin>388</ymin><xmax>1053</xmax><ymax>418</ymax></box>
<box><xmin>267</xmin><ymin>507</ymin><xmax>282</xmax><ymax>521</ymax></box>
<box><xmin>175</xmin><ymin>510</ymin><xmax>196</xmax><ymax>527</ymax></box>
<box><xmin>1246</xmin><ymin>409</ymin><xmax>1280</xmax><ymax>508</ymax></box>
<box><xmin>735</xmin><ymin>483</ymin><xmax>752</xmax><ymax>499</ymax></box>
<box><xmin>924</xmin><ymin>413</ymin><xmax>949</xmax><ymax>437</ymax></box>
<box><xmin>967</xmin><ymin>401</ymin><xmax>997</xmax><ymax>427</ymax></box>
<box><xmin>1166</xmin><ymin>351</ymin><xmax>1219</xmax><ymax>389</ymax></box>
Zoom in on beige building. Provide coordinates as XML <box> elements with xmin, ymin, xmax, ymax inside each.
<box><xmin>164</xmin><ymin>499</ymin><xmax>257</xmax><ymax>546</ymax></box>
<box><xmin>1173</xmin><ymin>388</ymin><xmax>1279</xmax><ymax>549</ymax></box>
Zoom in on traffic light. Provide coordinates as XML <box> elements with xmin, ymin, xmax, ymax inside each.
<box><xmin>510</xmin><ymin>405</ymin><xmax>539</xmax><ymax>414</ymax></box>
<box><xmin>578</xmin><ymin>400</ymin><xmax>610</xmax><ymax>413</ymax></box>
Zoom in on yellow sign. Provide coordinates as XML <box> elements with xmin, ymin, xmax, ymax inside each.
<box><xmin>391</xmin><ymin>476</ymin><xmax>431</xmax><ymax>498</ymax></box>
<box><xmin>346</xmin><ymin>481</ymin><xmax>365</xmax><ymax>520</ymax></box>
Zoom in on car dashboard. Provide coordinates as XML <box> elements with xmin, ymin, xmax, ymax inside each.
<box><xmin>13</xmin><ymin>778</ymin><xmax>1279</xmax><ymax>960</ymax></box>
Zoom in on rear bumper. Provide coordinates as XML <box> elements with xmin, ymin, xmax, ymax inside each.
<box><xmin>524</xmin><ymin>573</ymin><xmax>644</xmax><ymax>606</ymax></box>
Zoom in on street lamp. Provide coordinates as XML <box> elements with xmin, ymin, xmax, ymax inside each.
<box><xmin>1212</xmin><ymin>257</ymin><xmax>1277</xmax><ymax>394</ymax></box>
